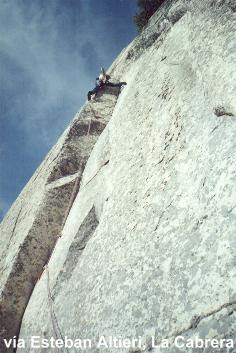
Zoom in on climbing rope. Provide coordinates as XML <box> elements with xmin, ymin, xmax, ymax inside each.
<box><xmin>43</xmin><ymin>112</ymin><xmax>93</xmax><ymax>347</ymax></box>
<box><xmin>87</xmin><ymin>118</ymin><xmax>92</xmax><ymax>135</ymax></box>
<box><xmin>43</xmin><ymin>164</ymin><xmax>85</xmax><ymax>352</ymax></box>
<box><xmin>46</xmin><ymin>265</ymin><xmax>70</xmax><ymax>353</ymax></box>
<box><xmin>88</xmin><ymin>101</ymin><xmax>100</xmax><ymax>131</ymax></box>
<box><xmin>87</xmin><ymin>103</ymin><xmax>93</xmax><ymax>135</ymax></box>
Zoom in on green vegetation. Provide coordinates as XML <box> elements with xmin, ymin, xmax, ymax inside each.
<box><xmin>134</xmin><ymin>0</ymin><xmax>166</xmax><ymax>32</ymax></box>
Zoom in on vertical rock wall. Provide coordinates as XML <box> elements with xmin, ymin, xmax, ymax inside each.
<box><xmin>0</xmin><ymin>0</ymin><xmax>236</xmax><ymax>352</ymax></box>
<box><xmin>0</xmin><ymin>89</ymin><xmax>120</xmax><ymax>353</ymax></box>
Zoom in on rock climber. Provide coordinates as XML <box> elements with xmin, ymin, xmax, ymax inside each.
<box><xmin>87</xmin><ymin>68</ymin><xmax>127</xmax><ymax>101</ymax></box>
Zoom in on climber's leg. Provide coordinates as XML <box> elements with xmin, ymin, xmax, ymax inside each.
<box><xmin>87</xmin><ymin>91</ymin><xmax>93</xmax><ymax>101</ymax></box>
<box><xmin>87</xmin><ymin>86</ymin><xmax>100</xmax><ymax>101</ymax></box>
<box><xmin>106</xmin><ymin>81</ymin><xmax>127</xmax><ymax>88</ymax></box>
<box><xmin>105</xmin><ymin>82</ymin><xmax>119</xmax><ymax>87</ymax></box>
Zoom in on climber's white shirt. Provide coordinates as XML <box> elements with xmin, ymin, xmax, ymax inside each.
<box><xmin>3</xmin><ymin>335</ymin><xmax>234</xmax><ymax>350</ymax></box>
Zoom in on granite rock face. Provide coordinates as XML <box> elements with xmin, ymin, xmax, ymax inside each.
<box><xmin>0</xmin><ymin>90</ymin><xmax>119</xmax><ymax>352</ymax></box>
<box><xmin>1</xmin><ymin>0</ymin><xmax>236</xmax><ymax>352</ymax></box>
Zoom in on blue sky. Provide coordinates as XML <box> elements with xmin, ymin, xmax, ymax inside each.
<box><xmin>0</xmin><ymin>0</ymin><xmax>137</xmax><ymax>220</ymax></box>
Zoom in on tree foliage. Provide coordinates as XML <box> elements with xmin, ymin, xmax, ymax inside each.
<box><xmin>134</xmin><ymin>0</ymin><xmax>166</xmax><ymax>32</ymax></box>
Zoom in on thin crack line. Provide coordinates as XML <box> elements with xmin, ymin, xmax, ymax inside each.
<box><xmin>8</xmin><ymin>205</ymin><xmax>23</xmax><ymax>246</ymax></box>
<box><xmin>81</xmin><ymin>160</ymin><xmax>109</xmax><ymax>189</ymax></box>
<box><xmin>149</xmin><ymin>301</ymin><xmax>236</xmax><ymax>350</ymax></box>
<box><xmin>154</xmin><ymin>200</ymin><xmax>173</xmax><ymax>231</ymax></box>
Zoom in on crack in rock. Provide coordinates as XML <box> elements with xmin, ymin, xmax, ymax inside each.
<box><xmin>143</xmin><ymin>301</ymin><xmax>236</xmax><ymax>352</ymax></box>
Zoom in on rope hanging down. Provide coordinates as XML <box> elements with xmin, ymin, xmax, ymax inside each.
<box><xmin>43</xmin><ymin>113</ymin><xmax>93</xmax><ymax>349</ymax></box>
<box><xmin>44</xmin><ymin>165</ymin><xmax>84</xmax><ymax>353</ymax></box>
<box><xmin>46</xmin><ymin>265</ymin><xmax>70</xmax><ymax>353</ymax></box>
<box><xmin>44</xmin><ymin>82</ymin><xmax>122</xmax><ymax>344</ymax></box>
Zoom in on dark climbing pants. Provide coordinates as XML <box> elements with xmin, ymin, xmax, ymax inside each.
<box><xmin>87</xmin><ymin>82</ymin><xmax>125</xmax><ymax>101</ymax></box>
<box><xmin>105</xmin><ymin>82</ymin><xmax>123</xmax><ymax>88</ymax></box>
